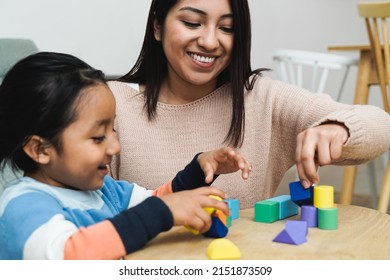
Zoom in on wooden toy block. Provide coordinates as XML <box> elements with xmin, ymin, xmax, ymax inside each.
<box><xmin>289</xmin><ymin>180</ymin><xmax>314</xmax><ymax>206</ymax></box>
<box><xmin>226</xmin><ymin>214</ymin><xmax>232</xmax><ymax>227</ymax></box>
<box><xmin>207</xmin><ymin>238</ymin><xmax>241</xmax><ymax>260</ymax></box>
<box><xmin>267</xmin><ymin>195</ymin><xmax>299</xmax><ymax>219</ymax></box>
<box><xmin>313</xmin><ymin>185</ymin><xmax>334</xmax><ymax>208</ymax></box>
<box><xmin>224</xmin><ymin>198</ymin><xmax>239</xmax><ymax>220</ymax></box>
<box><xmin>214</xmin><ymin>209</ymin><xmax>227</xmax><ymax>226</ymax></box>
<box><xmin>203</xmin><ymin>215</ymin><xmax>229</xmax><ymax>238</ymax></box>
<box><xmin>254</xmin><ymin>200</ymin><xmax>279</xmax><ymax>223</ymax></box>
<box><xmin>300</xmin><ymin>205</ymin><xmax>318</xmax><ymax>227</ymax></box>
<box><xmin>273</xmin><ymin>220</ymin><xmax>308</xmax><ymax>245</ymax></box>
<box><xmin>318</xmin><ymin>207</ymin><xmax>338</xmax><ymax>230</ymax></box>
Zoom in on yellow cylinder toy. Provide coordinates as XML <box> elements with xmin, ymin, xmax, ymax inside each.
<box><xmin>313</xmin><ymin>185</ymin><xmax>334</xmax><ymax>208</ymax></box>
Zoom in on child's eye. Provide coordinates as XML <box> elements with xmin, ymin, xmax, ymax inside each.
<box><xmin>92</xmin><ymin>136</ymin><xmax>106</xmax><ymax>143</ymax></box>
<box><xmin>182</xmin><ymin>20</ymin><xmax>200</xmax><ymax>28</ymax></box>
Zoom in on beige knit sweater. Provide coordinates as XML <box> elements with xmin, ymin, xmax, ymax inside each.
<box><xmin>108</xmin><ymin>76</ymin><xmax>390</xmax><ymax>209</ymax></box>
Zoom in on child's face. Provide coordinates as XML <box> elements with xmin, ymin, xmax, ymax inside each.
<box><xmin>42</xmin><ymin>83</ymin><xmax>121</xmax><ymax>190</ymax></box>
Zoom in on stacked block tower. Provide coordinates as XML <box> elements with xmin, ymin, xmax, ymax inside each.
<box><xmin>253</xmin><ymin>181</ymin><xmax>338</xmax><ymax>245</ymax></box>
<box><xmin>289</xmin><ymin>181</ymin><xmax>338</xmax><ymax>230</ymax></box>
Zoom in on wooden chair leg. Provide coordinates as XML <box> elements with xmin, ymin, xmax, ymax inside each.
<box><xmin>340</xmin><ymin>165</ymin><xmax>357</xmax><ymax>205</ymax></box>
<box><xmin>378</xmin><ymin>159</ymin><xmax>390</xmax><ymax>213</ymax></box>
<box><xmin>367</xmin><ymin>161</ymin><xmax>378</xmax><ymax>209</ymax></box>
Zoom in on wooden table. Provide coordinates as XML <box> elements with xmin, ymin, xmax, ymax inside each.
<box><xmin>125</xmin><ymin>205</ymin><xmax>390</xmax><ymax>260</ymax></box>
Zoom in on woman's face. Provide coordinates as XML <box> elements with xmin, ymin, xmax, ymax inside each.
<box><xmin>155</xmin><ymin>0</ymin><xmax>234</xmax><ymax>89</ymax></box>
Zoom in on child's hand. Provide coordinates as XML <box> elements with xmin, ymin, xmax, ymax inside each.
<box><xmin>198</xmin><ymin>147</ymin><xmax>252</xmax><ymax>184</ymax></box>
<box><xmin>160</xmin><ymin>187</ymin><xmax>230</xmax><ymax>233</ymax></box>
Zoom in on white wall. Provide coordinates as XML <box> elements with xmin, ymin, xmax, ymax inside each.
<box><xmin>0</xmin><ymin>0</ymin><xmax>150</xmax><ymax>75</ymax></box>
<box><xmin>0</xmin><ymin>0</ymin><xmax>383</xmax><ymax>105</ymax></box>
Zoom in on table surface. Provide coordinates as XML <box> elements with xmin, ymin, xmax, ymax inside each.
<box><xmin>125</xmin><ymin>204</ymin><xmax>390</xmax><ymax>260</ymax></box>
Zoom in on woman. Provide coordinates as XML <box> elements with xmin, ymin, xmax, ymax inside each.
<box><xmin>108</xmin><ymin>0</ymin><xmax>390</xmax><ymax>208</ymax></box>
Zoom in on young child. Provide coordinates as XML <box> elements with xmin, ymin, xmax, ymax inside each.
<box><xmin>0</xmin><ymin>52</ymin><xmax>252</xmax><ymax>260</ymax></box>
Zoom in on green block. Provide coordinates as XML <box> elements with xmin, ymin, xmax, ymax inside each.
<box><xmin>254</xmin><ymin>200</ymin><xmax>279</xmax><ymax>223</ymax></box>
<box><xmin>318</xmin><ymin>207</ymin><xmax>338</xmax><ymax>230</ymax></box>
<box><xmin>226</xmin><ymin>214</ymin><xmax>232</xmax><ymax>227</ymax></box>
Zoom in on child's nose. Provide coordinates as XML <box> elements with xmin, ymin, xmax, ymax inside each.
<box><xmin>108</xmin><ymin>135</ymin><xmax>121</xmax><ymax>156</ymax></box>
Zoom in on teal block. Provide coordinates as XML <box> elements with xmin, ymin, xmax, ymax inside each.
<box><xmin>254</xmin><ymin>200</ymin><xmax>279</xmax><ymax>223</ymax></box>
<box><xmin>226</xmin><ymin>215</ymin><xmax>232</xmax><ymax>227</ymax></box>
<box><xmin>267</xmin><ymin>195</ymin><xmax>299</xmax><ymax>219</ymax></box>
<box><xmin>224</xmin><ymin>198</ymin><xmax>239</xmax><ymax>220</ymax></box>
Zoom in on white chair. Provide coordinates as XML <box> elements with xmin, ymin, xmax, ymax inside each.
<box><xmin>272</xmin><ymin>49</ymin><xmax>358</xmax><ymax>101</ymax></box>
<box><xmin>272</xmin><ymin>48</ymin><xmax>379</xmax><ymax>208</ymax></box>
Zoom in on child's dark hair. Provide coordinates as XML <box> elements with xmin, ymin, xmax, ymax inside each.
<box><xmin>0</xmin><ymin>52</ymin><xmax>106</xmax><ymax>174</ymax></box>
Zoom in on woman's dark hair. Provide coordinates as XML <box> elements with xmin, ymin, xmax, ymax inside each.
<box><xmin>119</xmin><ymin>0</ymin><xmax>267</xmax><ymax>147</ymax></box>
<box><xmin>0</xmin><ymin>52</ymin><xmax>106</xmax><ymax>173</ymax></box>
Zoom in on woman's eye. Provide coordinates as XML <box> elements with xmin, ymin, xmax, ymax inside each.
<box><xmin>220</xmin><ymin>26</ymin><xmax>233</xmax><ymax>33</ymax></box>
<box><xmin>182</xmin><ymin>20</ymin><xmax>200</xmax><ymax>28</ymax></box>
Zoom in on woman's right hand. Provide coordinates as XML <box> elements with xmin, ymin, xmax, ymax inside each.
<box><xmin>160</xmin><ymin>187</ymin><xmax>230</xmax><ymax>233</ymax></box>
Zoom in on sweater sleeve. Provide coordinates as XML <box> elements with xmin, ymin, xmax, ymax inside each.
<box><xmin>260</xmin><ymin>77</ymin><xmax>390</xmax><ymax>166</ymax></box>
<box><xmin>23</xmin><ymin>196</ymin><xmax>173</xmax><ymax>259</ymax></box>
<box><xmin>65</xmin><ymin>197</ymin><xmax>173</xmax><ymax>258</ymax></box>
<box><xmin>171</xmin><ymin>153</ymin><xmax>219</xmax><ymax>192</ymax></box>
<box><xmin>18</xmin><ymin>183</ymin><xmax>173</xmax><ymax>259</ymax></box>
<box><xmin>108</xmin><ymin>196</ymin><xmax>173</xmax><ymax>255</ymax></box>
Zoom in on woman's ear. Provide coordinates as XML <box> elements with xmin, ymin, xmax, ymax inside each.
<box><xmin>153</xmin><ymin>19</ymin><xmax>162</xmax><ymax>41</ymax></box>
<box><xmin>22</xmin><ymin>135</ymin><xmax>52</xmax><ymax>165</ymax></box>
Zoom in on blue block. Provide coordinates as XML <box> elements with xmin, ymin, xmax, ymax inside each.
<box><xmin>267</xmin><ymin>195</ymin><xmax>298</xmax><ymax>219</ymax></box>
<box><xmin>289</xmin><ymin>181</ymin><xmax>314</xmax><ymax>206</ymax></box>
<box><xmin>224</xmin><ymin>198</ymin><xmax>239</xmax><ymax>220</ymax></box>
<box><xmin>203</xmin><ymin>216</ymin><xmax>228</xmax><ymax>238</ymax></box>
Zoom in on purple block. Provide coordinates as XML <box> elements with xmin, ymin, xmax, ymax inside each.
<box><xmin>203</xmin><ymin>216</ymin><xmax>228</xmax><ymax>238</ymax></box>
<box><xmin>289</xmin><ymin>181</ymin><xmax>314</xmax><ymax>206</ymax></box>
<box><xmin>300</xmin><ymin>205</ymin><xmax>318</xmax><ymax>228</ymax></box>
<box><xmin>273</xmin><ymin>220</ymin><xmax>307</xmax><ymax>245</ymax></box>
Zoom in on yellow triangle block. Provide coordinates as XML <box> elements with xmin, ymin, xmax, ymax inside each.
<box><xmin>207</xmin><ymin>238</ymin><xmax>241</xmax><ymax>260</ymax></box>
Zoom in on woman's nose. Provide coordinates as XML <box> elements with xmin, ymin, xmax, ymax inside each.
<box><xmin>197</xmin><ymin>28</ymin><xmax>219</xmax><ymax>50</ymax></box>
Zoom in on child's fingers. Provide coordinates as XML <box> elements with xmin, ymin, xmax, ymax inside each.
<box><xmin>187</xmin><ymin>210</ymin><xmax>211</xmax><ymax>233</ymax></box>
<box><xmin>198</xmin><ymin>186</ymin><xmax>227</xmax><ymax>200</ymax></box>
<box><xmin>228</xmin><ymin>150</ymin><xmax>251</xmax><ymax>170</ymax></box>
<box><xmin>241</xmin><ymin>159</ymin><xmax>252</xmax><ymax>179</ymax></box>
<box><xmin>200</xmin><ymin>193</ymin><xmax>230</xmax><ymax>216</ymax></box>
<box><xmin>202</xmin><ymin>163</ymin><xmax>216</xmax><ymax>184</ymax></box>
